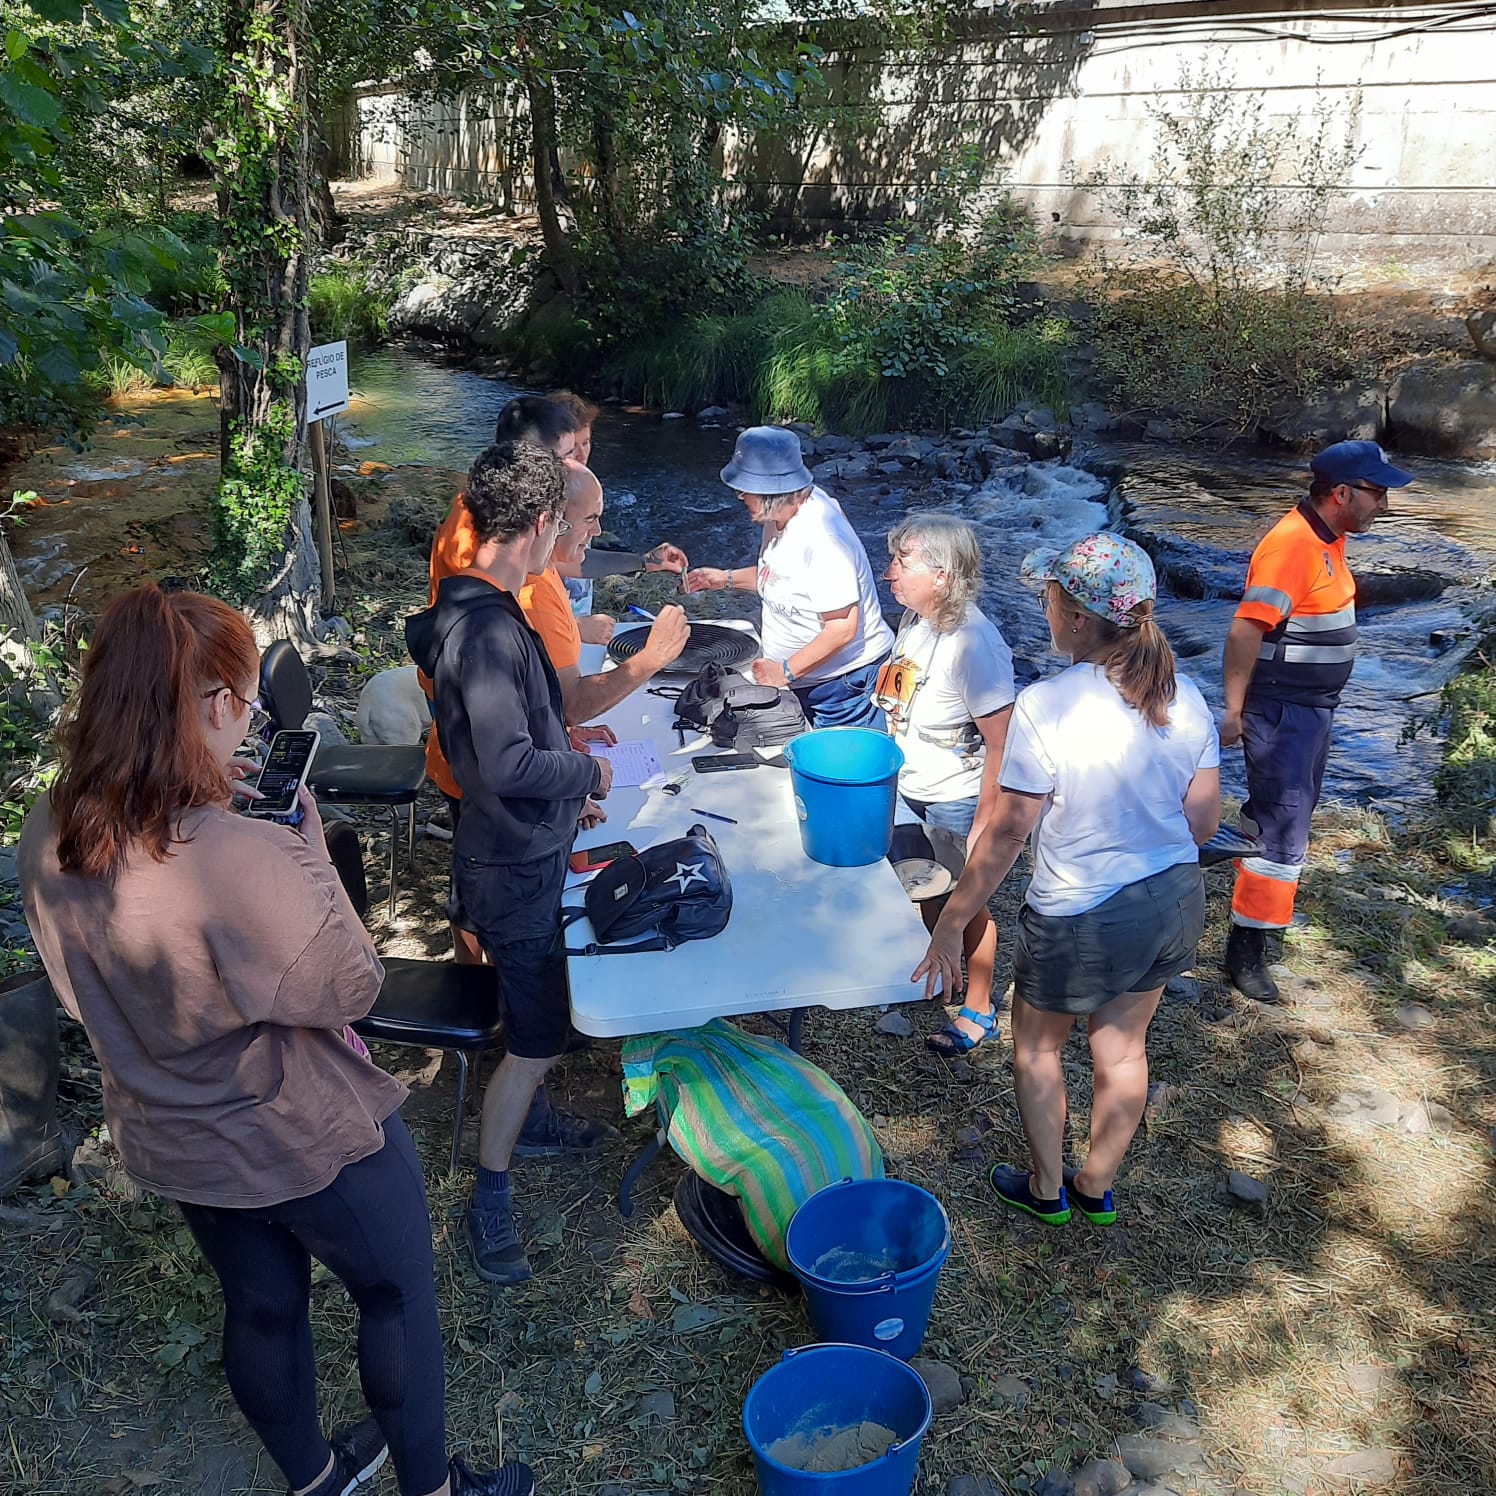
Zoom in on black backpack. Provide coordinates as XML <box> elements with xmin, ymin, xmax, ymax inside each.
<box><xmin>563</xmin><ymin>826</ymin><xmax>732</xmax><ymax>955</ymax></box>
<box><xmin>667</xmin><ymin>663</ymin><xmax>807</xmax><ymax>754</ymax></box>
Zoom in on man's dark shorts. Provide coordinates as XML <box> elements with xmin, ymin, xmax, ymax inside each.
<box><xmin>1013</xmin><ymin>860</ymin><xmax>1205</xmax><ymax>1017</ymax></box>
<box><xmin>455</xmin><ymin>846</ymin><xmax>571</xmax><ymax>1059</ymax></box>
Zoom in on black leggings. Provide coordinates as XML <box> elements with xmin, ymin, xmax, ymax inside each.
<box><xmin>178</xmin><ymin>1113</ymin><xmax>447</xmax><ymax>1494</ymax></box>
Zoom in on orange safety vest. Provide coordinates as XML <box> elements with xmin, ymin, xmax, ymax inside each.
<box><xmin>1235</xmin><ymin>500</ymin><xmax>1356</xmax><ymax>709</ymax></box>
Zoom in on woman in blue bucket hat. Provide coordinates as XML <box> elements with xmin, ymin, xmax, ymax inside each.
<box><xmin>913</xmin><ymin>534</ymin><xmax>1221</xmax><ymax>1227</ymax></box>
<box><xmin>686</xmin><ymin>427</ymin><xmax>894</xmax><ymax>728</ymax></box>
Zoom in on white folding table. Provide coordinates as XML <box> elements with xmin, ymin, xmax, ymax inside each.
<box><xmin>565</xmin><ymin>634</ymin><xmax>930</xmax><ymax>1041</ymax></box>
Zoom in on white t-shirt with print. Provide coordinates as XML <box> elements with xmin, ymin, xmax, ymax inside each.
<box><xmin>757</xmin><ymin>488</ymin><xmax>894</xmax><ymax>683</ymax></box>
<box><xmin>881</xmin><ymin>606</ymin><xmax>1016</xmax><ymax>804</ymax></box>
<box><xmin>999</xmin><ymin>664</ymin><xmax>1219</xmax><ymax>917</ymax></box>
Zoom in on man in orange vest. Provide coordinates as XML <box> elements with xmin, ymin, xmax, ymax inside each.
<box><xmin>1220</xmin><ymin>441</ymin><xmax>1413</xmax><ymax>1002</ymax></box>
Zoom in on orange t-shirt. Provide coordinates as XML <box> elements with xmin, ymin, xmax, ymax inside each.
<box><xmin>517</xmin><ymin>567</ymin><xmax>582</xmax><ymax>673</ymax></box>
<box><xmin>421</xmin><ymin>493</ymin><xmax>582</xmax><ymax>798</ymax></box>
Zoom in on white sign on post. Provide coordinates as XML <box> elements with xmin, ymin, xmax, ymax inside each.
<box><xmin>306</xmin><ymin>340</ymin><xmax>350</xmax><ymax>421</ymax></box>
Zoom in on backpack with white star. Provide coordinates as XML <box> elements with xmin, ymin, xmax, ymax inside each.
<box><xmin>562</xmin><ymin>824</ymin><xmax>733</xmax><ymax>954</ymax></box>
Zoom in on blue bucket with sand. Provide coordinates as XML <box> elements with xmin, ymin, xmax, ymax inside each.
<box><xmin>743</xmin><ymin>1343</ymin><xmax>933</xmax><ymax>1496</ymax></box>
<box><xmin>784</xmin><ymin>1178</ymin><xmax>951</xmax><ymax>1360</ymax></box>
<box><xmin>783</xmin><ymin>728</ymin><xmax>903</xmax><ymax>867</ymax></box>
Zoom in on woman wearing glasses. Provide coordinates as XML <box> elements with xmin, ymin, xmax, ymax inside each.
<box><xmin>686</xmin><ymin>426</ymin><xmax>894</xmax><ymax>729</ymax></box>
<box><xmin>879</xmin><ymin>514</ymin><xmax>1015</xmax><ymax>1056</ymax></box>
<box><xmin>18</xmin><ymin>584</ymin><xmax>533</xmax><ymax>1496</ymax></box>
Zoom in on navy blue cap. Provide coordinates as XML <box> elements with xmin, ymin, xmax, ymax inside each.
<box><xmin>1310</xmin><ymin>440</ymin><xmax>1414</xmax><ymax>490</ymax></box>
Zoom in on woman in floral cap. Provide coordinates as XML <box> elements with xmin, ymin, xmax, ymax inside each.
<box><xmin>912</xmin><ymin>533</ymin><xmax>1221</xmax><ymax>1227</ymax></box>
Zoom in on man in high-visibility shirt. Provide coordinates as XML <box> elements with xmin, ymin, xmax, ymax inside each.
<box><xmin>1220</xmin><ymin>441</ymin><xmax>1413</xmax><ymax>1002</ymax></box>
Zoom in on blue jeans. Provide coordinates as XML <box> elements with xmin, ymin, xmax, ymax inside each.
<box><xmin>793</xmin><ymin>654</ymin><xmax>890</xmax><ymax>731</ymax></box>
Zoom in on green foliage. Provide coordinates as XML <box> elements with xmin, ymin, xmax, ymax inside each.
<box><xmin>211</xmin><ymin>401</ymin><xmax>306</xmax><ymax>595</ymax></box>
<box><xmin>1</xmin><ymin>0</ymin><xmax>210</xmax><ymax>432</ymax></box>
<box><xmin>161</xmin><ymin>321</ymin><xmax>220</xmax><ymax>387</ymax></box>
<box><xmin>1422</xmin><ymin>654</ymin><xmax>1496</xmax><ymax>856</ymax></box>
<box><xmin>309</xmin><ymin>262</ymin><xmax>391</xmax><ymax>343</ymax></box>
<box><xmin>1076</xmin><ymin>56</ymin><xmax>1364</xmax><ymax>439</ymax></box>
<box><xmin>1089</xmin><ymin>278</ymin><xmax>1345</xmax><ymax>439</ymax></box>
<box><xmin>599</xmin><ymin>285</ymin><xmax>1069</xmax><ymax>436</ymax></box>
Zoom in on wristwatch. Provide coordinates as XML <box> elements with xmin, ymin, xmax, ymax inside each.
<box><xmin>783</xmin><ymin>661</ymin><xmax>798</xmax><ymax>685</ymax></box>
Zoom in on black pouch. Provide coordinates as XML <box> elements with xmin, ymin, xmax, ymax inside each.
<box><xmin>669</xmin><ymin>663</ymin><xmax>806</xmax><ymax>754</ymax></box>
<box><xmin>563</xmin><ymin>825</ymin><xmax>732</xmax><ymax>954</ymax></box>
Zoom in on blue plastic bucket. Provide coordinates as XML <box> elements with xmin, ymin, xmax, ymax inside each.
<box><xmin>783</xmin><ymin>728</ymin><xmax>904</xmax><ymax>867</ymax></box>
<box><xmin>785</xmin><ymin>1179</ymin><xmax>951</xmax><ymax>1360</ymax></box>
<box><xmin>743</xmin><ymin>1343</ymin><xmax>933</xmax><ymax>1496</ymax></box>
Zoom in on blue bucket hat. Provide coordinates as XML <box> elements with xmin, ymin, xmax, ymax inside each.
<box><xmin>1021</xmin><ymin>532</ymin><xmax>1157</xmax><ymax>630</ymax></box>
<box><xmin>721</xmin><ymin>426</ymin><xmax>814</xmax><ymax>497</ymax></box>
<box><xmin>1310</xmin><ymin>440</ymin><xmax>1413</xmax><ymax>490</ymax></box>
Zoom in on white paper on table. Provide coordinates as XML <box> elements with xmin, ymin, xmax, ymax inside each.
<box><xmin>589</xmin><ymin>738</ymin><xmax>663</xmax><ymax>787</ymax></box>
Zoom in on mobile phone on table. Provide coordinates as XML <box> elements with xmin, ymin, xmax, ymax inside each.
<box><xmin>569</xmin><ymin>840</ymin><xmax>635</xmax><ymax>875</ymax></box>
<box><xmin>693</xmin><ymin>752</ymin><xmax>760</xmax><ymax>773</ymax></box>
<box><xmin>246</xmin><ymin>729</ymin><xmax>320</xmax><ymax>819</ymax></box>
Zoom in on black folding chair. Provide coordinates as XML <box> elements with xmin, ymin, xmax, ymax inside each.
<box><xmin>260</xmin><ymin>641</ymin><xmax>427</xmax><ymax>919</ymax></box>
<box><xmin>326</xmin><ymin>823</ymin><xmax>503</xmax><ymax>1174</ymax></box>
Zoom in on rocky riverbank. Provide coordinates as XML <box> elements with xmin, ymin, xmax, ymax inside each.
<box><xmin>331</xmin><ymin>188</ymin><xmax>1496</xmax><ymax>462</ymax></box>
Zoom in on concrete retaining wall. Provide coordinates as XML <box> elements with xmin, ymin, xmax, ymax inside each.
<box><xmin>344</xmin><ymin>0</ymin><xmax>1496</xmax><ymax>266</ymax></box>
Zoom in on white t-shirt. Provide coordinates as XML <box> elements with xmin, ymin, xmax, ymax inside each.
<box><xmin>880</xmin><ymin>606</ymin><xmax>1016</xmax><ymax>804</ymax></box>
<box><xmin>757</xmin><ymin>488</ymin><xmax>894</xmax><ymax>683</ymax></box>
<box><xmin>999</xmin><ymin>664</ymin><xmax>1220</xmax><ymax>917</ymax></box>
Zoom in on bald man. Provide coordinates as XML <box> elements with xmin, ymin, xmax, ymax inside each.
<box><xmin>518</xmin><ymin>464</ymin><xmax>690</xmax><ymax>727</ymax></box>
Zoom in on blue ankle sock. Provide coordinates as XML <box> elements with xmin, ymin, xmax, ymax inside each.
<box><xmin>474</xmin><ymin>1167</ymin><xmax>511</xmax><ymax>1211</ymax></box>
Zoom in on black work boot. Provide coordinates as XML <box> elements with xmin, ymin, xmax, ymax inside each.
<box><xmin>1225</xmin><ymin>922</ymin><xmax>1280</xmax><ymax>1003</ymax></box>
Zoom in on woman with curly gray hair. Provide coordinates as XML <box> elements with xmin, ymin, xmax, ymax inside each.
<box><xmin>877</xmin><ymin>512</ymin><xmax>1015</xmax><ymax>1056</ymax></box>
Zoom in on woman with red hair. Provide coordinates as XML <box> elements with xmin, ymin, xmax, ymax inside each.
<box><xmin>19</xmin><ymin>585</ymin><xmax>531</xmax><ymax>1496</ymax></box>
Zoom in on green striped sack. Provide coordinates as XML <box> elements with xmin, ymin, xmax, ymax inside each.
<box><xmin>621</xmin><ymin>1019</ymin><xmax>883</xmax><ymax>1270</ymax></box>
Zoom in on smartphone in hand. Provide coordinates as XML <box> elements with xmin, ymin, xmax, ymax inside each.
<box><xmin>246</xmin><ymin>729</ymin><xmax>320</xmax><ymax>820</ymax></box>
<box><xmin>568</xmin><ymin>840</ymin><xmax>635</xmax><ymax>875</ymax></box>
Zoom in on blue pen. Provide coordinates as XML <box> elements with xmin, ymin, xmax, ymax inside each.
<box><xmin>627</xmin><ymin>605</ymin><xmax>656</xmax><ymax>622</ymax></box>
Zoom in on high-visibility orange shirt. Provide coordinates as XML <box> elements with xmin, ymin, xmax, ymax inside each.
<box><xmin>1235</xmin><ymin>499</ymin><xmax>1357</xmax><ymax>709</ymax></box>
<box><xmin>421</xmin><ymin>494</ymin><xmax>583</xmax><ymax>798</ymax></box>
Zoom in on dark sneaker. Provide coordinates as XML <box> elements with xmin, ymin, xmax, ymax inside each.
<box><xmin>449</xmin><ymin>1453</ymin><xmax>536</xmax><ymax>1496</ymax></box>
<box><xmin>989</xmin><ymin>1164</ymin><xmax>1071</xmax><ymax>1226</ymax></box>
<box><xmin>297</xmin><ymin>1418</ymin><xmax>388</xmax><ymax>1496</ymax></box>
<box><xmin>1062</xmin><ymin>1167</ymin><xmax>1117</xmax><ymax>1226</ymax></box>
<box><xmin>512</xmin><ymin>1107</ymin><xmax>619</xmax><ymax>1159</ymax></box>
<box><xmin>466</xmin><ymin>1202</ymin><xmax>532</xmax><ymax>1287</ymax></box>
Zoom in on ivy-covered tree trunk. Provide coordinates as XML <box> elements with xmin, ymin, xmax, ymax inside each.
<box><xmin>211</xmin><ymin>0</ymin><xmax>327</xmax><ymax>648</ymax></box>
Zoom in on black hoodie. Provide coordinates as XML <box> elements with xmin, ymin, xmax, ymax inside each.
<box><xmin>405</xmin><ymin>573</ymin><xmax>601</xmax><ymax>865</ymax></box>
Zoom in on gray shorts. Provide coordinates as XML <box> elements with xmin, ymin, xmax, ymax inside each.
<box><xmin>1013</xmin><ymin>859</ymin><xmax>1205</xmax><ymax>1016</ymax></box>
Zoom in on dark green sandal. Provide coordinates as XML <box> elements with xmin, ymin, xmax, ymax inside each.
<box><xmin>989</xmin><ymin>1164</ymin><xmax>1071</xmax><ymax>1225</ymax></box>
<box><xmin>1062</xmin><ymin>1167</ymin><xmax>1117</xmax><ymax>1226</ymax></box>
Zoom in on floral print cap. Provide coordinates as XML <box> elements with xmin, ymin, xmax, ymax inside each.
<box><xmin>1020</xmin><ymin>532</ymin><xmax>1157</xmax><ymax>629</ymax></box>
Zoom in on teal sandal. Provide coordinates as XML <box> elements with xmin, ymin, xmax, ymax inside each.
<box><xmin>926</xmin><ymin>1005</ymin><xmax>997</xmax><ymax>1057</ymax></box>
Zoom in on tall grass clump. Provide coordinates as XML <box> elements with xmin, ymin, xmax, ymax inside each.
<box><xmin>161</xmin><ymin>323</ymin><xmax>219</xmax><ymax>388</ymax></box>
<box><xmin>309</xmin><ymin>264</ymin><xmax>391</xmax><ymax>343</ymax></box>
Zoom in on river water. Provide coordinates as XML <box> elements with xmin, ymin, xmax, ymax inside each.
<box><xmin>337</xmin><ymin>346</ymin><xmax>1496</xmax><ymax>814</ymax></box>
<box><xmin>9</xmin><ymin>344</ymin><xmax>1488</xmax><ymax>812</ymax></box>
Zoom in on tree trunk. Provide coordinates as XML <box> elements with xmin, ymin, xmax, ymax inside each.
<box><xmin>0</xmin><ymin>525</ymin><xmax>37</xmax><ymax>643</ymax></box>
<box><xmin>309</xmin><ymin>125</ymin><xmax>344</xmax><ymax>248</ymax></box>
<box><xmin>523</xmin><ymin>64</ymin><xmax>579</xmax><ymax>295</ymax></box>
<box><xmin>213</xmin><ymin>0</ymin><xmax>326</xmax><ymax>649</ymax></box>
<box><xmin>591</xmin><ymin>106</ymin><xmax>627</xmax><ymax>254</ymax></box>
<box><xmin>0</xmin><ymin>524</ymin><xmax>61</xmax><ymax>718</ymax></box>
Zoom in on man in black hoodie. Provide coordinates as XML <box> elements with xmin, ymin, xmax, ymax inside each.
<box><xmin>407</xmin><ymin>440</ymin><xmax>613</xmax><ymax>1285</ymax></box>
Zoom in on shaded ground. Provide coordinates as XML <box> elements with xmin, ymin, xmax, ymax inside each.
<box><xmin>4</xmin><ymin>390</ymin><xmax>1496</xmax><ymax>1496</ymax></box>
